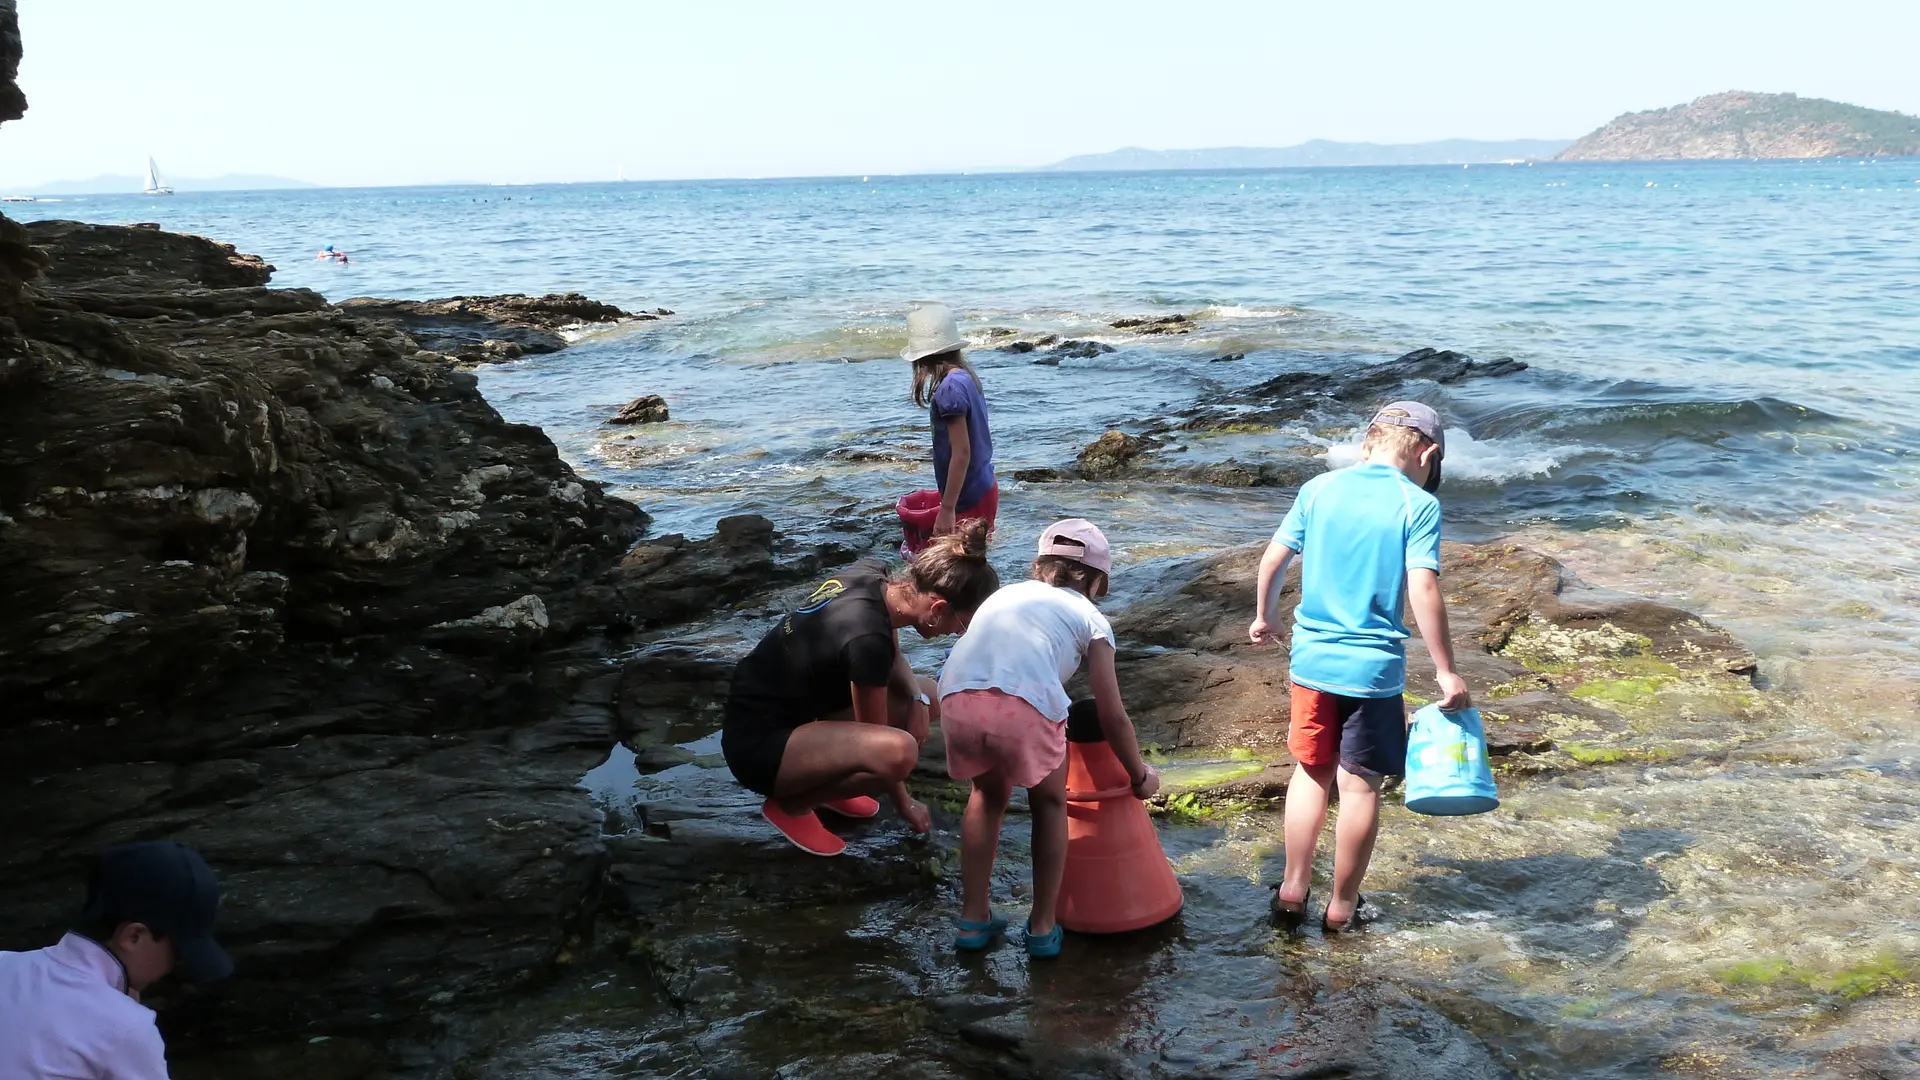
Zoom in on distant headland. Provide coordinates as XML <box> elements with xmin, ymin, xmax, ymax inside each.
<box><xmin>1556</xmin><ymin>91</ymin><xmax>1920</xmax><ymax>161</ymax></box>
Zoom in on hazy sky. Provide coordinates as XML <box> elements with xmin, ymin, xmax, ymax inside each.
<box><xmin>4</xmin><ymin>0</ymin><xmax>1917</xmax><ymax>188</ymax></box>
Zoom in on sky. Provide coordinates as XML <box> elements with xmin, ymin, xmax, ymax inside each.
<box><xmin>3</xmin><ymin>0</ymin><xmax>1918</xmax><ymax>188</ymax></box>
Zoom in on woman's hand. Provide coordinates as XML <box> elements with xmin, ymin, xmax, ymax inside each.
<box><xmin>1131</xmin><ymin>764</ymin><xmax>1160</xmax><ymax>799</ymax></box>
<box><xmin>934</xmin><ymin>505</ymin><xmax>957</xmax><ymax>536</ymax></box>
<box><xmin>896</xmin><ymin>793</ymin><xmax>932</xmax><ymax>834</ymax></box>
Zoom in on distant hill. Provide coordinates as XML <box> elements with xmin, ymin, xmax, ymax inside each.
<box><xmin>1042</xmin><ymin>138</ymin><xmax>1571</xmax><ymax>172</ymax></box>
<box><xmin>22</xmin><ymin>173</ymin><xmax>320</xmax><ymax>195</ymax></box>
<box><xmin>1556</xmin><ymin>92</ymin><xmax>1920</xmax><ymax>160</ymax></box>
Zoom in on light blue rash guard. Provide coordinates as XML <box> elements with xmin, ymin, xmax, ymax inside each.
<box><xmin>1273</xmin><ymin>462</ymin><xmax>1443</xmax><ymax>698</ymax></box>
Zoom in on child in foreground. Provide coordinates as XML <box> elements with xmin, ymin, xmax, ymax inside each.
<box><xmin>0</xmin><ymin>841</ymin><xmax>232</xmax><ymax>1078</ymax></box>
<box><xmin>1248</xmin><ymin>402</ymin><xmax>1471</xmax><ymax>932</ymax></box>
<box><xmin>938</xmin><ymin>519</ymin><xmax>1159</xmax><ymax>958</ymax></box>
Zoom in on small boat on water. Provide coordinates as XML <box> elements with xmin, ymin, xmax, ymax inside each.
<box><xmin>0</xmin><ymin>194</ymin><xmax>34</xmax><ymax>202</ymax></box>
<box><xmin>143</xmin><ymin>156</ymin><xmax>174</xmax><ymax>196</ymax></box>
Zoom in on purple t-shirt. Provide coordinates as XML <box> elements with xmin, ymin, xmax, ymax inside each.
<box><xmin>931</xmin><ymin>369</ymin><xmax>995</xmax><ymax>511</ymax></box>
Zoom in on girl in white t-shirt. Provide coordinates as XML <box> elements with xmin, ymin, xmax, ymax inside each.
<box><xmin>937</xmin><ymin>519</ymin><xmax>1159</xmax><ymax>958</ymax></box>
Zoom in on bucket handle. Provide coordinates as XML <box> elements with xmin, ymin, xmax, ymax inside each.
<box><xmin>1064</xmin><ymin>784</ymin><xmax>1136</xmax><ymax>802</ymax></box>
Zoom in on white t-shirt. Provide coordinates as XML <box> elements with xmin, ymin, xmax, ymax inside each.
<box><xmin>937</xmin><ymin>580</ymin><xmax>1114</xmax><ymax>721</ymax></box>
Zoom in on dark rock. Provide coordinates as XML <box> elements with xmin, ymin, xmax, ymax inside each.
<box><xmin>607</xmin><ymin>393</ymin><xmax>669</xmax><ymax>425</ymax></box>
<box><xmin>1050</xmin><ymin>339</ymin><xmax>1114</xmax><ymax>359</ymax></box>
<box><xmin>1073</xmin><ymin>430</ymin><xmax>1149</xmax><ymax>479</ymax></box>
<box><xmin>337</xmin><ymin>292</ymin><xmax>659</xmax><ymax>363</ymax></box>
<box><xmin>1030</xmin><ymin>355</ymin><xmax>1061</xmax><ymax>366</ymax></box>
<box><xmin>24</xmin><ymin>219</ymin><xmax>274</xmax><ymax>287</ymax></box>
<box><xmin>0</xmin><ymin>219</ymin><xmax>865</xmax><ymax>1059</ymax></box>
<box><xmin>0</xmin><ymin>0</ymin><xmax>22</xmax><ymax>125</ymax></box>
<box><xmin>1112</xmin><ymin>313</ymin><xmax>1192</xmax><ymax>334</ymax></box>
<box><xmin>995</xmin><ymin>333</ymin><xmax>1057</xmax><ymax>354</ymax></box>
<box><xmin>1212</xmin><ymin>352</ymin><xmax>1245</xmax><ymax>363</ymax></box>
<box><xmin>609</xmin><ymin>514</ymin><xmax>858</xmax><ymax>629</ymax></box>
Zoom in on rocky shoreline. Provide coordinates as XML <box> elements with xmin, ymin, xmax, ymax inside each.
<box><xmin>0</xmin><ymin>210</ymin><xmax>1769</xmax><ymax>1076</ymax></box>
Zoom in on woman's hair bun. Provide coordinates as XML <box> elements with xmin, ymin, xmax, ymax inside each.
<box><xmin>953</xmin><ymin>518</ymin><xmax>990</xmax><ymax>558</ymax></box>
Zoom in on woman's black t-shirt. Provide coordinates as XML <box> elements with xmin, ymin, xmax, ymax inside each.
<box><xmin>725</xmin><ymin>560</ymin><xmax>897</xmax><ymax>733</ymax></box>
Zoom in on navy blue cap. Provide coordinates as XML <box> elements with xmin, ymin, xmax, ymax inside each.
<box><xmin>81</xmin><ymin>841</ymin><xmax>232</xmax><ymax>982</ymax></box>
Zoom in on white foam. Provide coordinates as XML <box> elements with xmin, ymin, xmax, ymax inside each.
<box><xmin>1203</xmin><ymin>305</ymin><xmax>1299</xmax><ymax>319</ymax></box>
<box><xmin>1314</xmin><ymin>427</ymin><xmax>1575</xmax><ymax>484</ymax></box>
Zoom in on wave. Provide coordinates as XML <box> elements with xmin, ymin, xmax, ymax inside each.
<box><xmin>1197</xmin><ymin>304</ymin><xmax>1308</xmax><ymax>320</ymax></box>
<box><xmin>1316</xmin><ymin>427</ymin><xmax>1584</xmax><ymax>485</ymax></box>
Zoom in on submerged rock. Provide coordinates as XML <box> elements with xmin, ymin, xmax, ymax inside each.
<box><xmin>608</xmin><ymin>393</ymin><xmax>670</xmax><ymax>424</ymax></box>
<box><xmin>994</xmin><ymin>333</ymin><xmax>1058</xmax><ymax>354</ymax></box>
<box><xmin>1051</xmin><ymin>338</ymin><xmax>1115</xmax><ymax>359</ymax></box>
<box><xmin>338</xmin><ymin>291</ymin><xmax>662</xmax><ymax>363</ymax></box>
<box><xmin>1112</xmin><ymin>313</ymin><xmax>1193</xmax><ymax>334</ymax></box>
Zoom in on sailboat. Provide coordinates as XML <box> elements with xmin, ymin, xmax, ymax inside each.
<box><xmin>617</xmin><ymin>164</ymin><xmax>626</xmax><ymax>182</ymax></box>
<box><xmin>143</xmin><ymin>156</ymin><xmax>174</xmax><ymax>196</ymax></box>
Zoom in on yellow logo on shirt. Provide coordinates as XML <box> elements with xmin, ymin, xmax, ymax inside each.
<box><xmin>797</xmin><ymin>578</ymin><xmax>846</xmax><ymax>613</ymax></box>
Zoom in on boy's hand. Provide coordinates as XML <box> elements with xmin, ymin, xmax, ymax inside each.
<box><xmin>1131</xmin><ymin>764</ymin><xmax>1160</xmax><ymax>799</ymax></box>
<box><xmin>1248</xmin><ymin>616</ymin><xmax>1277</xmax><ymax>645</ymax></box>
<box><xmin>1435</xmin><ymin>670</ymin><xmax>1471</xmax><ymax>712</ymax></box>
<box><xmin>934</xmin><ymin>506</ymin><xmax>956</xmax><ymax>536</ymax></box>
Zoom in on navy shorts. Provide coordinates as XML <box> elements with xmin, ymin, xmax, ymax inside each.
<box><xmin>1288</xmin><ymin>684</ymin><xmax>1408</xmax><ymax>777</ymax></box>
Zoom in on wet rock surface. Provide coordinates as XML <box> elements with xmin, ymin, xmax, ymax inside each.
<box><xmin>1105</xmin><ymin>539</ymin><xmax>1761</xmax><ymax>794</ymax></box>
<box><xmin>337</xmin><ymin>292</ymin><xmax>665</xmax><ymax>364</ymax></box>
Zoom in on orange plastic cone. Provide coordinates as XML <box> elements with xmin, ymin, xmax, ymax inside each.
<box><xmin>1055</xmin><ymin>703</ymin><xmax>1183</xmax><ymax>934</ymax></box>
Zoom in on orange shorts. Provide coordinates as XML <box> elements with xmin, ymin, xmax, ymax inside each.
<box><xmin>1288</xmin><ymin>683</ymin><xmax>1409</xmax><ymax>778</ymax></box>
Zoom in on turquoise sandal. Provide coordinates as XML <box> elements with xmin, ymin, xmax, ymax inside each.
<box><xmin>954</xmin><ymin>912</ymin><xmax>1007</xmax><ymax>952</ymax></box>
<box><xmin>1025</xmin><ymin>921</ymin><xmax>1064</xmax><ymax>959</ymax></box>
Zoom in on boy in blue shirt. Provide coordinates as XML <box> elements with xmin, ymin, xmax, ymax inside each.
<box><xmin>1248</xmin><ymin>402</ymin><xmax>1472</xmax><ymax>932</ymax></box>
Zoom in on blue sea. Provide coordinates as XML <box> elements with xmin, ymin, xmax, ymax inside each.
<box><xmin>15</xmin><ymin>160</ymin><xmax>1920</xmax><ymax>1076</ymax></box>
<box><xmin>17</xmin><ymin>160</ymin><xmax>1917</xmax><ymax>667</ymax></box>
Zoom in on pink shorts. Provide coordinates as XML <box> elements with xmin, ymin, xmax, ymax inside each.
<box><xmin>942</xmin><ymin>688</ymin><xmax>1068</xmax><ymax>789</ymax></box>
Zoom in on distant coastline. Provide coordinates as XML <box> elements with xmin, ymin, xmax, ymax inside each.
<box><xmin>1037</xmin><ymin>138</ymin><xmax>1571</xmax><ymax>172</ymax></box>
<box><xmin>21</xmin><ymin>172</ymin><xmax>319</xmax><ymax>195</ymax></box>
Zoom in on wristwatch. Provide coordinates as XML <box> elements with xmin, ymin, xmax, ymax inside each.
<box><xmin>914</xmin><ymin>691</ymin><xmax>932</xmax><ymax>707</ymax></box>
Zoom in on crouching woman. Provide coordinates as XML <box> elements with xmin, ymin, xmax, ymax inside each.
<box><xmin>722</xmin><ymin>522</ymin><xmax>1000</xmax><ymax>856</ymax></box>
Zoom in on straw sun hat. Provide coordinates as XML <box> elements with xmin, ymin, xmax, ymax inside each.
<box><xmin>901</xmin><ymin>301</ymin><xmax>967</xmax><ymax>363</ymax></box>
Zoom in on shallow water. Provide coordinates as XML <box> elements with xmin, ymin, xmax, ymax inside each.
<box><xmin>23</xmin><ymin>164</ymin><xmax>1919</xmax><ymax>1074</ymax></box>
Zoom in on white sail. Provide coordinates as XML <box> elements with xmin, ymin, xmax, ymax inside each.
<box><xmin>144</xmin><ymin>156</ymin><xmax>173</xmax><ymax>196</ymax></box>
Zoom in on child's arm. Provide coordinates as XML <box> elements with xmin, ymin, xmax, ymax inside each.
<box><xmin>935</xmin><ymin>414</ymin><xmax>971</xmax><ymax>535</ymax></box>
<box><xmin>1087</xmin><ymin>640</ymin><xmax>1160</xmax><ymax>798</ymax></box>
<box><xmin>1406</xmin><ymin>568</ymin><xmax>1470</xmax><ymax>711</ymax></box>
<box><xmin>1248</xmin><ymin>540</ymin><xmax>1297</xmax><ymax>645</ymax></box>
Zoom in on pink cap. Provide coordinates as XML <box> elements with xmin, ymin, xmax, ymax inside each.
<box><xmin>1037</xmin><ymin>518</ymin><xmax>1112</xmax><ymax>574</ymax></box>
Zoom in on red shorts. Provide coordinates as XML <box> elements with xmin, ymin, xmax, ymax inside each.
<box><xmin>1289</xmin><ymin>684</ymin><xmax>1409</xmax><ymax>778</ymax></box>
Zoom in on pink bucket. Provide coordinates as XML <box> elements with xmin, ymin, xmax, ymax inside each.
<box><xmin>896</xmin><ymin>489</ymin><xmax>942</xmax><ymax>557</ymax></box>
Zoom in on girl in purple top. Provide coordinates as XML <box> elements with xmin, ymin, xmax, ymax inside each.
<box><xmin>903</xmin><ymin>302</ymin><xmax>997</xmax><ymax>537</ymax></box>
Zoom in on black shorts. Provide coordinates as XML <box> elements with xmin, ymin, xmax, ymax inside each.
<box><xmin>721</xmin><ymin>707</ymin><xmax>798</xmax><ymax>797</ymax></box>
